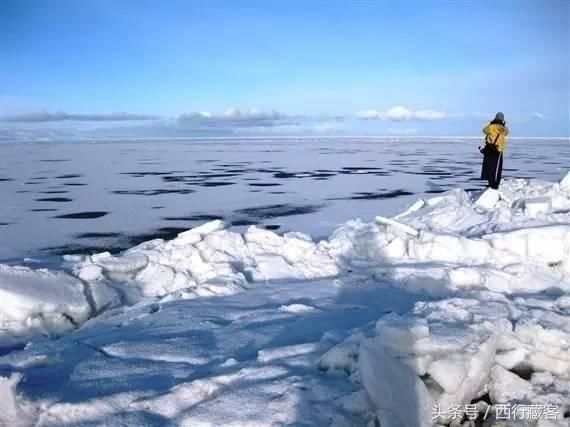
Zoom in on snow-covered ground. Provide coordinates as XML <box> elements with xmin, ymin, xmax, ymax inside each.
<box><xmin>1</xmin><ymin>172</ymin><xmax>569</xmax><ymax>426</ymax></box>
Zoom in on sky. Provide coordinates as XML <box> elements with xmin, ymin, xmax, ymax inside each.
<box><xmin>1</xmin><ymin>0</ymin><xmax>568</xmax><ymax>139</ymax></box>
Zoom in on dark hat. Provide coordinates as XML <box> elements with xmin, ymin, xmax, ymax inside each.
<box><xmin>494</xmin><ymin>112</ymin><xmax>505</xmax><ymax>122</ymax></box>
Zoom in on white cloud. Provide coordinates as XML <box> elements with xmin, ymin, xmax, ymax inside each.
<box><xmin>177</xmin><ymin>108</ymin><xmax>287</xmax><ymax>128</ymax></box>
<box><xmin>356</xmin><ymin>106</ymin><xmax>447</xmax><ymax>121</ymax></box>
<box><xmin>2</xmin><ymin>110</ymin><xmax>160</xmax><ymax>123</ymax></box>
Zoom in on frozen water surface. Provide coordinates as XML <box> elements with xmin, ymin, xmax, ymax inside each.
<box><xmin>1</xmin><ymin>137</ymin><xmax>568</xmax><ymax>262</ymax></box>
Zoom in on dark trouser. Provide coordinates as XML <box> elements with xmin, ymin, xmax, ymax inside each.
<box><xmin>481</xmin><ymin>150</ymin><xmax>503</xmax><ymax>189</ymax></box>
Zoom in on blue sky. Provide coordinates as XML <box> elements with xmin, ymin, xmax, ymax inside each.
<box><xmin>1</xmin><ymin>0</ymin><xmax>568</xmax><ymax>138</ymax></box>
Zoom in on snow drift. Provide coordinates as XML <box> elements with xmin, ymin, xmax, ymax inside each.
<box><xmin>1</xmin><ymin>172</ymin><xmax>569</xmax><ymax>425</ymax></box>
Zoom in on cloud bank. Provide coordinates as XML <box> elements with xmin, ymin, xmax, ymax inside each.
<box><xmin>356</xmin><ymin>106</ymin><xmax>447</xmax><ymax>121</ymax></box>
<box><xmin>176</xmin><ymin>108</ymin><xmax>290</xmax><ymax>129</ymax></box>
<box><xmin>2</xmin><ymin>111</ymin><xmax>161</xmax><ymax>123</ymax></box>
<box><xmin>0</xmin><ymin>106</ymin><xmax>554</xmax><ymax>141</ymax></box>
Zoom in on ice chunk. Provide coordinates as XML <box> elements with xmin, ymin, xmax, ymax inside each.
<box><xmin>394</xmin><ymin>198</ymin><xmax>425</xmax><ymax>219</ymax></box>
<box><xmin>77</xmin><ymin>264</ymin><xmax>103</xmax><ymax>281</ymax></box>
<box><xmin>359</xmin><ymin>338</ymin><xmax>434</xmax><ymax>427</ymax></box>
<box><xmin>428</xmin><ymin>356</ymin><xmax>467</xmax><ymax>393</ymax></box>
<box><xmin>176</xmin><ymin>220</ymin><xmax>227</xmax><ymax>244</ymax></box>
<box><xmin>436</xmin><ymin>336</ymin><xmax>498</xmax><ymax>423</ymax></box>
<box><xmin>278</xmin><ymin>303</ymin><xmax>316</xmax><ymax>314</ymax></box>
<box><xmin>0</xmin><ymin>265</ymin><xmax>91</xmax><ymax>345</ymax></box>
<box><xmin>495</xmin><ymin>347</ymin><xmax>528</xmax><ymax>370</ymax></box>
<box><xmin>475</xmin><ymin>188</ymin><xmax>500</xmax><ymax>209</ymax></box>
<box><xmin>488</xmin><ymin>365</ymin><xmax>533</xmax><ymax>403</ymax></box>
<box><xmin>96</xmin><ymin>253</ymin><xmax>148</xmax><ymax>273</ymax></box>
<box><xmin>375</xmin><ymin>216</ymin><xmax>419</xmax><ymax>237</ymax></box>
<box><xmin>0</xmin><ymin>374</ymin><xmax>33</xmax><ymax>426</ymax></box>
<box><xmin>318</xmin><ymin>333</ymin><xmax>364</xmax><ymax>373</ymax></box>
<box><xmin>560</xmin><ymin>171</ymin><xmax>570</xmax><ymax>190</ymax></box>
<box><xmin>375</xmin><ymin>315</ymin><xmax>430</xmax><ymax>356</ymax></box>
<box><xmin>86</xmin><ymin>281</ymin><xmax>121</xmax><ymax>313</ymax></box>
<box><xmin>524</xmin><ymin>197</ymin><xmax>552</xmax><ymax>217</ymax></box>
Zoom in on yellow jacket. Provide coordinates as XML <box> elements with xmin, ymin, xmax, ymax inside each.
<box><xmin>483</xmin><ymin>123</ymin><xmax>509</xmax><ymax>152</ymax></box>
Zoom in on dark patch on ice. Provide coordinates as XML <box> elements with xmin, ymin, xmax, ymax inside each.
<box><xmin>413</xmin><ymin>170</ymin><xmax>454</xmax><ymax>177</ymax></box>
<box><xmin>199</xmin><ymin>182</ymin><xmax>235</xmax><ymax>187</ymax></box>
<box><xmin>162</xmin><ymin>214</ymin><xmax>224</xmax><ymax>222</ymax></box>
<box><xmin>253</xmin><ymin>167</ymin><xmax>390</xmax><ymax>178</ymax></box>
<box><xmin>235</xmin><ymin>203</ymin><xmax>323</xmax><ymax>219</ymax></box>
<box><xmin>264</xmin><ymin>224</ymin><xmax>281</xmax><ymax>230</ymax></box>
<box><xmin>128</xmin><ymin>227</ymin><xmax>188</xmax><ymax>246</ymax></box>
<box><xmin>76</xmin><ymin>232</ymin><xmax>122</xmax><ymax>239</ymax></box>
<box><xmin>37</xmin><ymin>159</ymin><xmax>70</xmax><ymax>163</ymax></box>
<box><xmin>311</xmin><ymin>173</ymin><xmax>337</xmax><ymax>178</ymax></box>
<box><xmin>120</xmin><ymin>171</ymin><xmax>181</xmax><ymax>177</ymax></box>
<box><xmin>273</xmin><ymin>171</ymin><xmax>301</xmax><ymax>179</ymax></box>
<box><xmin>0</xmin><ymin>222</ymin><xmax>10</xmax><ymax>226</ymax></box>
<box><xmin>151</xmin><ymin>206</ymin><xmax>164</xmax><ymax>209</ymax></box>
<box><xmin>148</xmin><ymin>303</ymin><xmax>161</xmax><ymax>314</ymax></box>
<box><xmin>470</xmin><ymin>393</ymin><xmax>492</xmax><ymax>406</ymax></box>
<box><xmin>510</xmin><ymin>366</ymin><xmax>533</xmax><ymax>381</ymax></box>
<box><xmin>162</xmin><ymin>173</ymin><xmax>240</xmax><ymax>183</ymax></box>
<box><xmin>39</xmin><ymin>190</ymin><xmax>68</xmax><ymax>194</ymax></box>
<box><xmin>248</xmin><ymin>182</ymin><xmax>281</xmax><ymax>187</ymax></box>
<box><xmin>55</xmin><ymin>174</ymin><xmax>82</xmax><ymax>179</ymax></box>
<box><xmin>54</xmin><ymin>211</ymin><xmax>108</xmax><ymax>219</ymax></box>
<box><xmin>112</xmin><ymin>189</ymin><xmax>195</xmax><ymax>196</ymax></box>
<box><xmin>204</xmin><ymin>316</ymin><xmax>232</xmax><ymax>326</ymax></box>
<box><xmin>35</xmin><ymin>197</ymin><xmax>73</xmax><ymax>202</ymax></box>
<box><xmin>330</xmin><ymin>189</ymin><xmax>414</xmax><ymax>200</ymax></box>
<box><xmin>63</xmin><ymin>182</ymin><xmax>87</xmax><ymax>186</ymax></box>
<box><xmin>0</xmin><ymin>178</ymin><xmax>13</xmax><ymax>182</ymax></box>
<box><xmin>29</xmin><ymin>208</ymin><xmax>58</xmax><ymax>212</ymax></box>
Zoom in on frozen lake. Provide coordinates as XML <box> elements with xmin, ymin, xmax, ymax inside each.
<box><xmin>1</xmin><ymin>137</ymin><xmax>568</xmax><ymax>261</ymax></box>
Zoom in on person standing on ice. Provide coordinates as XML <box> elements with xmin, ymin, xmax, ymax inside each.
<box><xmin>480</xmin><ymin>112</ymin><xmax>509</xmax><ymax>189</ymax></box>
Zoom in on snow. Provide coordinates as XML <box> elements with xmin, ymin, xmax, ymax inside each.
<box><xmin>1</xmin><ymin>172</ymin><xmax>569</xmax><ymax>425</ymax></box>
<box><xmin>0</xmin><ymin>265</ymin><xmax>92</xmax><ymax>348</ymax></box>
<box><xmin>0</xmin><ymin>374</ymin><xmax>34</xmax><ymax>427</ymax></box>
<box><xmin>278</xmin><ymin>303</ymin><xmax>316</xmax><ymax>314</ymax></box>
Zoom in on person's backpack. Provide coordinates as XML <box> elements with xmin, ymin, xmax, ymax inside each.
<box><xmin>482</xmin><ymin>132</ymin><xmax>501</xmax><ymax>154</ymax></box>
